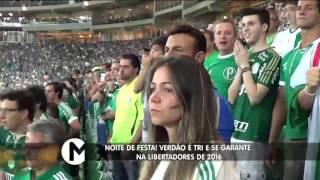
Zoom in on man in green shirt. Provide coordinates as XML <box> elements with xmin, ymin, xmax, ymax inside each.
<box><xmin>207</xmin><ymin>17</ymin><xmax>238</xmax><ymax>99</ymax></box>
<box><xmin>268</xmin><ymin>0</ymin><xmax>320</xmax><ymax>179</ymax></box>
<box><xmin>14</xmin><ymin>120</ymin><xmax>71</xmax><ymax>180</ymax></box>
<box><xmin>228</xmin><ymin>8</ymin><xmax>281</xmax><ymax>179</ymax></box>
<box><xmin>0</xmin><ymin>90</ymin><xmax>35</xmax><ymax>180</ymax></box>
<box><xmin>101</xmin><ymin>80</ymin><xmax>122</xmax><ymax>141</ymax></box>
<box><xmin>45</xmin><ymin>82</ymin><xmax>81</xmax><ymax>137</ymax></box>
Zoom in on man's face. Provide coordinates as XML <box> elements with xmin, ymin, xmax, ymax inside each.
<box><xmin>150</xmin><ymin>44</ymin><xmax>164</xmax><ymax>59</ymax></box>
<box><xmin>25</xmin><ymin>132</ymin><xmax>59</xmax><ymax>170</ymax></box>
<box><xmin>214</xmin><ymin>22</ymin><xmax>237</xmax><ymax>54</ymax></box>
<box><xmin>296</xmin><ymin>0</ymin><xmax>320</xmax><ymax>29</ymax></box>
<box><xmin>269</xmin><ymin>11</ymin><xmax>279</xmax><ymax>33</ymax></box>
<box><xmin>165</xmin><ymin>33</ymin><xmax>196</xmax><ymax>58</ymax></box>
<box><xmin>0</xmin><ymin>100</ymin><xmax>23</xmax><ymax>132</ymax></box>
<box><xmin>110</xmin><ymin>62</ymin><xmax>120</xmax><ymax>81</ymax></box>
<box><xmin>0</xmin><ymin>100</ymin><xmax>4</xmax><ymax>127</ymax></box>
<box><xmin>280</xmin><ymin>7</ymin><xmax>287</xmax><ymax>23</ymax></box>
<box><xmin>45</xmin><ymin>85</ymin><xmax>57</xmax><ymax>103</ymax></box>
<box><xmin>241</xmin><ymin>15</ymin><xmax>267</xmax><ymax>45</ymax></box>
<box><xmin>25</xmin><ymin>131</ymin><xmax>43</xmax><ymax>169</ymax></box>
<box><xmin>285</xmin><ymin>4</ymin><xmax>297</xmax><ymax>26</ymax></box>
<box><xmin>119</xmin><ymin>59</ymin><xmax>137</xmax><ymax>82</ymax></box>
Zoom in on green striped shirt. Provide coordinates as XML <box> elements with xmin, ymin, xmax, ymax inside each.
<box><xmin>232</xmin><ymin>47</ymin><xmax>281</xmax><ymax>142</ymax></box>
<box><xmin>194</xmin><ymin>161</ymin><xmax>216</xmax><ymax>180</ymax></box>
<box><xmin>58</xmin><ymin>102</ymin><xmax>78</xmax><ymax>134</ymax></box>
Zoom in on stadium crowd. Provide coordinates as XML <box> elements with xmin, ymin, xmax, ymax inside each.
<box><xmin>0</xmin><ymin>39</ymin><xmax>150</xmax><ymax>90</ymax></box>
<box><xmin>0</xmin><ymin>0</ymin><xmax>320</xmax><ymax>180</ymax></box>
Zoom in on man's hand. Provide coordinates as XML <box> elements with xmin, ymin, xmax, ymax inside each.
<box><xmin>234</xmin><ymin>40</ymin><xmax>250</xmax><ymax>68</ymax></box>
<box><xmin>102</xmin><ymin>111</ymin><xmax>115</xmax><ymax>120</ymax></box>
<box><xmin>141</xmin><ymin>54</ymin><xmax>153</xmax><ymax>69</ymax></box>
<box><xmin>306</xmin><ymin>67</ymin><xmax>320</xmax><ymax>93</ymax></box>
<box><xmin>266</xmin><ymin>144</ymin><xmax>278</xmax><ymax>169</ymax></box>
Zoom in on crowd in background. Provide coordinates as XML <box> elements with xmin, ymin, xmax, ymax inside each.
<box><xmin>0</xmin><ymin>39</ymin><xmax>150</xmax><ymax>90</ymax></box>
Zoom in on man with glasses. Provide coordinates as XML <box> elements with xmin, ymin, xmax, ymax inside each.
<box><xmin>0</xmin><ymin>92</ymin><xmax>13</xmax><ymax>147</ymax></box>
<box><xmin>0</xmin><ymin>90</ymin><xmax>35</xmax><ymax>180</ymax></box>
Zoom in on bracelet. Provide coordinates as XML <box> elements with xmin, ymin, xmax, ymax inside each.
<box><xmin>304</xmin><ymin>86</ymin><xmax>317</xmax><ymax>96</ymax></box>
<box><xmin>241</xmin><ymin>67</ymin><xmax>251</xmax><ymax>74</ymax></box>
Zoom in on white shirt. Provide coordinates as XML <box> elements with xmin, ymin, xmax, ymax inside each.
<box><xmin>271</xmin><ymin>28</ymin><xmax>301</xmax><ymax>57</ymax></box>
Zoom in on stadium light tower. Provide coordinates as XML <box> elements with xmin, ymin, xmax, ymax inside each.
<box><xmin>22</xmin><ymin>5</ymin><xmax>27</xmax><ymax>11</ymax></box>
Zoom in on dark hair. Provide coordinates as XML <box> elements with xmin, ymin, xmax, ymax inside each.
<box><xmin>240</xmin><ymin>8</ymin><xmax>270</xmax><ymax>33</ymax></box>
<box><xmin>200</xmin><ymin>28</ymin><xmax>214</xmax><ymax>41</ymax></box>
<box><xmin>104</xmin><ymin>62</ymin><xmax>112</xmax><ymax>71</ymax></box>
<box><xmin>27</xmin><ymin>85</ymin><xmax>47</xmax><ymax>113</ymax></box>
<box><xmin>60</xmin><ymin>82</ymin><xmax>72</xmax><ymax>96</ymax></box>
<box><xmin>1</xmin><ymin>89</ymin><xmax>35</xmax><ymax>121</ymax></box>
<box><xmin>167</xmin><ymin>24</ymin><xmax>207</xmax><ymax>53</ymax></box>
<box><xmin>121</xmin><ymin>53</ymin><xmax>141</xmax><ymax>74</ymax></box>
<box><xmin>284</xmin><ymin>0</ymin><xmax>298</xmax><ymax>6</ymax></box>
<box><xmin>0</xmin><ymin>90</ymin><xmax>10</xmax><ymax>101</ymax></box>
<box><xmin>64</xmin><ymin>77</ymin><xmax>77</xmax><ymax>91</ymax></box>
<box><xmin>317</xmin><ymin>0</ymin><xmax>320</xmax><ymax>12</ymax></box>
<box><xmin>46</xmin><ymin>82</ymin><xmax>63</xmax><ymax>99</ymax></box>
<box><xmin>151</xmin><ymin>36</ymin><xmax>168</xmax><ymax>51</ymax></box>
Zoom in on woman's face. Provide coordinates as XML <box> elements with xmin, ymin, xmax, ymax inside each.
<box><xmin>148</xmin><ymin>66</ymin><xmax>182</xmax><ymax>127</ymax></box>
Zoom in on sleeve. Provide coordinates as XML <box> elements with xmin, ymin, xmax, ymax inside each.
<box><xmin>63</xmin><ymin>105</ymin><xmax>78</xmax><ymax>124</ymax></box>
<box><xmin>287</xmin><ymin>84</ymin><xmax>310</xmax><ymax>125</ymax></box>
<box><xmin>290</xmin><ymin>41</ymin><xmax>320</xmax><ymax>88</ymax></box>
<box><xmin>257</xmin><ymin>51</ymin><xmax>281</xmax><ymax>87</ymax></box>
<box><xmin>67</xmin><ymin>95</ymin><xmax>79</xmax><ymax>109</ymax></box>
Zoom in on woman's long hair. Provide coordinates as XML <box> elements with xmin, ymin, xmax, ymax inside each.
<box><xmin>139</xmin><ymin>56</ymin><xmax>218</xmax><ymax>180</ymax></box>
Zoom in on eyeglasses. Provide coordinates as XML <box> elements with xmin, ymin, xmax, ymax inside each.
<box><xmin>0</xmin><ymin>108</ymin><xmax>19</xmax><ymax>113</ymax></box>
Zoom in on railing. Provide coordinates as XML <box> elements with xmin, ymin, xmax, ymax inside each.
<box><xmin>93</xmin><ymin>14</ymin><xmax>152</xmax><ymax>25</ymax></box>
<box><xmin>0</xmin><ymin>0</ymin><xmax>82</xmax><ymax>7</ymax></box>
<box><xmin>183</xmin><ymin>0</ymin><xmax>200</xmax><ymax>8</ymax></box>
<box><xmin>155</xmin><ymin>0</ymin><xmax>182</xmax><ymax>12</ymax></box>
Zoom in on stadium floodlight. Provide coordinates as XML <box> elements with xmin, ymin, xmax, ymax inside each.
<box><xmin>8</xmin><ymin>13</ymin><xmax>13</xmax><ymax>16</ymax></box>
<box><xmin>83</xmin><ymin>1</ymin><xmax>89</xmax><ymax>6</ymax></box>
<box><xmin>22</xmin><ymin>5</ymin><xmax>27</xmax><ymax>11</ymax></box>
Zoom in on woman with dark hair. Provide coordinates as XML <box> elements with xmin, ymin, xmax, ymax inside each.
<box><xmin>139</xmin><ymin>56</ymin><xmax>238</xmax><ymax>180</ymax></box>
